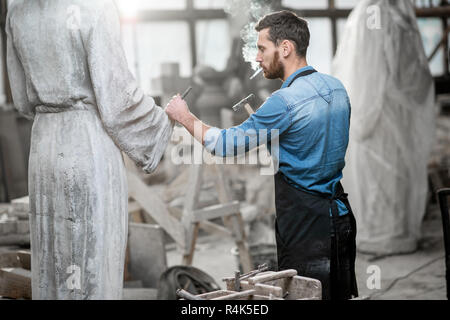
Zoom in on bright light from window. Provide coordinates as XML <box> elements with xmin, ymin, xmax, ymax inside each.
<box><xmin>116</xmin><ymin>0</ymin><xmax>140</xmax><ymax>21</ymax></box>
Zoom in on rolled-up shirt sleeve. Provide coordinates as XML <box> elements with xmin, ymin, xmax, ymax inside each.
<box><xmin>205</xmin><ymin>93</ymin><xmax>291</xmax><ymax>157</ymax></box>
<box><xmin>204</xmin><ymin>127</ymin><xmax>222</xmax><ymax>153</ymax></box>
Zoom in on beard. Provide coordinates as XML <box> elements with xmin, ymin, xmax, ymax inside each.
<box><xmin>263</xmin><ymin>51</ymin><xmax>284</xmax><ymax>80</ymax></box>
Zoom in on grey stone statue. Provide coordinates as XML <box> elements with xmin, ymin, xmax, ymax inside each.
<box><xmin>6</xmin><ymin>0</ymin><xmax>173</xmax><ymax>299</ymax></box>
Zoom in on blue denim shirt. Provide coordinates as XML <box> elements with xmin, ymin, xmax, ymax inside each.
<box><xmin>204</xmin><ymin>66</ymin><xmax>350</xmax><ymax>216</ymax></box>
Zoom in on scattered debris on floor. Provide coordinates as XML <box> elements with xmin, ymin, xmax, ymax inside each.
<box><xmin>176</xmin><ymin>265</ymin><xmax>322</xmax><ymax>300</ymax></box>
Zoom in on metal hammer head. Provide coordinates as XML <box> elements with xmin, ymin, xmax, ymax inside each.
<box><xmin>232</xmin><ymin>94</ymin><xmax>255</xmax><ymax>112</ymax></box>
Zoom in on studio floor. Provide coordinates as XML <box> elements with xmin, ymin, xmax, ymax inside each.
<box><xmin>166</xmin><ymin>202</ymin><xmax>447</xmax><ymax>300</ymax></box>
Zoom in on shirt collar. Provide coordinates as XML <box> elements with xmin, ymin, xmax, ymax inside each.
<box><xmin>281</xmin><ymin>65</ymin><xmax>315</xmax><ymax>89</ymax></box>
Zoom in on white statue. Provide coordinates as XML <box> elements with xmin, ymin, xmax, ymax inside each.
<box><xmin>6</xmin><ymin>0</ymin><xmax>173</xmax><ymax>299</ymax></box>
<box><xmin>332</xmin><ymin>0</ymin><xmax>436</xmax><ymax>255</ymax></box>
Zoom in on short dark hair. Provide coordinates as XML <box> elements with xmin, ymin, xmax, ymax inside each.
<box><xmin>255</xmin><ymin>10</ymin><xmax>310</xmax><ymax>58</ymax></box>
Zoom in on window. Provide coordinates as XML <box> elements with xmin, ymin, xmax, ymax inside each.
<box><xmin>417</xmin><ymin>18</ymin><xmax>445</xmax><ymax>76</ymax></box>
<box><xmin>115</xmin><ymin>0</ymin><xmax>187</xmax><ymax>12</ymax></box>
<box><xmin>335</xmin><ymin>0</ymin><xmax>359</xmax><ymax>9</ymax></box>
<box><xmin>194</xmin><ymin>0</ymin><xmax>225</xmax><ymax>9</ymax></box>
<box><xmin>195</xmin><ymin>19</ymin><xmax>230</xmax><ymax>71</ymax></box>
<box><xmin>282</xmin><ymin>0</ymin><xmax>328</xmax><ymax>9</ymax></box>
<box><xmin>307</xmin><ymin>18</ymin><xmax>333</xmax><ymax>74</ymax></box>
<box><xmin>122</xmin><ymin>22</ymin><xmax>192</xmax><ymax>94</ymax></box>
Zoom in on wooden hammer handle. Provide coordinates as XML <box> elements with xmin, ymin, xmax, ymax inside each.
<box><xmin>176</xmin><ymin>289</ymin><xmax>205</xmax><ymax>300</ymax></box>
<box><xmin>244</xmin><ymin>103</ymin><xmax>255</xmax><ymax>115</ymax></box>
<box><xmin>248</xmin><ymin>269</ymin><xmax>298</xmax><ymax>285</ymax></box>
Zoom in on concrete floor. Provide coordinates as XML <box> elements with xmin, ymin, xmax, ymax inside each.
<box><xmin>166</xmin><ymin>203</ymin><xmax>448</xmax><ymax>300</ymax></box>
<box><xmin>1</xmin><ymin>204</ymin><xmax>446</xmax><ymax>300</ymax></box>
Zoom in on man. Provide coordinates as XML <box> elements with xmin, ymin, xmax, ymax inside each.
<box><xmin>166</xmin><ymin>10</ymin><xmax>358</xmax><ymax>300</ymax></box>
<box><xmin>6</xmin><ymin>0</ymin><xmax>172</xmax><ymax>299</ymax></box>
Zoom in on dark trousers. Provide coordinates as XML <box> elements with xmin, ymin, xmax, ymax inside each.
<box><xmin>330</xmin><ymin>213</ymin><xmax>358</xmax><ymax>300</ymax></box>
<box><xmin>274</xmin><ymin>172</ymin><xmax>358</xmax><ymax>300</ymax></box>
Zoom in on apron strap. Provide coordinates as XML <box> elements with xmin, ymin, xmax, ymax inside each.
<box><xmin>286</xmin><ymin>68</ymin><xmax>317</xmax><ymax>88</ymax></box>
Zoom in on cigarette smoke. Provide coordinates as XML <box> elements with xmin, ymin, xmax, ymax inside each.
<box><xmin>224</xmin><ymin>0</ymin><xmax>274</xmax><ymax>70</ymax></box>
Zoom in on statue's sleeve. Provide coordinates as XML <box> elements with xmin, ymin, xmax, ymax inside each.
<box><xmin>5</xmin><ymin>13</ymin><xmax>34</xmax><ymax>120</ymax></box>
<box><xmin>84</xmin><ymin>3</ymin><xmax>173</xmax><ymax>173</ymax></box>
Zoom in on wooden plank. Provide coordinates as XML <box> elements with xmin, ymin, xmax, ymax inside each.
<box><xmin>16</xmin><ymin>251</ymin><xmax>30</xmax><ymax>270</ymax></box>
<box><xmin>0</xmin><ymin>203</ymin><xmax>29</xmax><ymax>219</ymax></box>
<box><xmin>240</xmin><ymin>281</ymin><xmax>283</xmax><ymax>298</ymax></box>
<box><xmin>265</xmin><ymin>276</ymin><xmax>322</xmax><ymax>300</ymax></box>
<box><xmin>211</xmin><ymin>289</ymin><xmax>256</xmax><ymax>300</ymax></box>
<box><xmin>198</xmin><ymin>221</ymin><xmax>232</xmax><ymax>237</ymax></box>
<box><xmin>196</xmin><ymin>290</ymin><xmax>235</xmax><ymax>300</ymax></box>
<box><xmin>177</xmin><ymin>288</ymin><xmax>204</xmax><ymax>300</ymax></box>
<box><xmin>192</xmin><ymin>201</ymin><xmax>240</xmax><ymax>222</ymax></box>
<box><xmin>134</xmin><ymin>9</ymin><xmax>227</xmax><ymax>22</ymax></box>
<box><xmin>181</xmin><ymin>164</ymin><xmax>203</xmax><ymax>262</ymax></box>
<box><xmin>181</xmin><ymin>223</ymin><xmax>199</xmax><ymax>265</ymax></box>
<box><xmin>248</xmin><ymin>270</ymin><xmax>298</xmax><ymax>285</ymax></box>
<box><xmin>182</xmin><ymin>165</ymin><xmax>203</xmax><ymax>217</ymax></box>
<box><xmin>128</xmin><ymin>201</ymin><xmax>142</xmax><ymax>214</ymax></box>
<box><xmin>129</xmin><ymin>212</ymin><xmax>145</xmax><ymax>223</ymax></box>
<box><xmin>124</xmin><ymin>244</ymin><xmax>131</xmax><ymax>282</ymax></box>
<box><xmin>0</xmin><ymin>267</ymin><xmax>31</xmax><ymax>299</ymax></box>
<box><xmin>213</xmin><ymin>165</ymin><xmax>253</xmax><ymax>273</ymax></box>
<box><xmin>0</xmin><ymin>252</ymin><xmax>21</xmax><ymax>269</ymax></box>
<box><xmin>0</xmin><ymin>234</ymin><xmax>29</xmax><ymax>246</ymax></box>
<box><xmin>164</xmin><ymin>168</ymin><xmax>190</xmax><ymax>202</ymax></box>
<box><xmin>251</xmin><ymin>294</ymin><xmax>284</xmax><ymax>300</ymax></box>
<box><xmin>127</xmin><ymin>171</ymin><xmax>184</xmax><ymax>246</ymax></box>
<box><xmin>170</xmin><ymin>206</ymin><xmax>232</xmax><ymax>238</ymax></box>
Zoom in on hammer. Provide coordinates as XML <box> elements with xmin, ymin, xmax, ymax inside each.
<box><xmin>232</xmin><ymin>94</ymin><xmax>255</xmax><ymax>115</ymax></box>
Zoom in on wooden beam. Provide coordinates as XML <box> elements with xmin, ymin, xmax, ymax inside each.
<box><xmin>187</xmin><ymin>0</ymin><xmax>197</xmax><ymax>68</ymax></box>
<box><xmin>282</xmin><ymin>7</ymin><xmax>351</xmax><ymax>18</ymax></box>
<box><xmin>127</xmin><ymin>171</ymin><xmax>185</xmax><ymax>246</ymax></box>
<box><xmin>211</xmin><ymin>289</ymin><xmax>256</xmax><ymax>300</ymax></box>
<box><xmin>213</xmin><ymin>165</ymin><xmax>253</xmax><ymax>273</ymax></box>
<box><xmin>265</xmin><ymin>276</ymin><xmax>322</xmax><ymax>300</ymax></box>
<box><xmin>0</xmin><ymin>267</ymin><xmax>31</xmax><ymax>299</ymax></box>
<box><xmin>192</xmin><ymin>201</ymin><xmax>240</xmax><ymax>222</ymax></box>
<box><xmin>248</xmin><ymin>269</ymin><xmax>298</xmax><ymax>285</ymax></box>
<box><xmin>0</xmin><ymin>252</ymin><xmax>21</xmax><ymax>269</ymax></box>
<box><xmin>16</xmin><ymin>251</ymin><xmax>30</xmax><ymax>270</ymax></box>
<box><xmin>240</xmin><ymin>281</ymin><xmax>283</xmax><ymax>298</ymax></box>
<box><xmin>181</xmin><ymin>164</ymin><xmax>203</xmax><ymax>263</ymax></box>
<box><xmin>415</xmin><ymin>6</ymin><xmax>450</xmax><ymax>17</ymax></box>
<box><xmin>283</xmin><ymin>6</ymin><xmax>450</xmax><ymax>18</ymax></box>
<box><xmin>0</xmin><ymin>0</ymin><xmax>12</xmax><ymax>104</ymax></box>
<box><xmin>328</xmin><ymin>0</ymin><xmax>338</xmax><ymax>55</ymax></box>
<box><xmin>123</xmin><ymin>9</ymin><xmax>227</xmax><ymax>23</ymax></box>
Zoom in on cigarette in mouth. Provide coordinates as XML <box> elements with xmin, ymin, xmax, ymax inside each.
<box><xmin>249</xmin><ymin>67</ymin><xmax>263</xmax><ymax>80</ymax></box>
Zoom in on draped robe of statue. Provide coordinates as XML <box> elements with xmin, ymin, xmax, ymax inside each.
<box><xmin>332</xmin><ymin>0</ymin><xmax>435</xmax><ymax>255</ymax></box>
<box><xmin>6</xmin><ymin>0</ymin><xmax>173</xmax><ymax>299</ymax></box>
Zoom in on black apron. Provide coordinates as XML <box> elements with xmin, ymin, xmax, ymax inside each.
<box><xmin>274</xmin><ymin>69</ymin><xmax>358</xmax><ymax>300</ymax></box>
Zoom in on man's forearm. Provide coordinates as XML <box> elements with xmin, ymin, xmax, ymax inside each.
<box><xmin>178</xmin><ymin>111</ymin><xmax>211</xmax><ymax>145</ymax></box>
